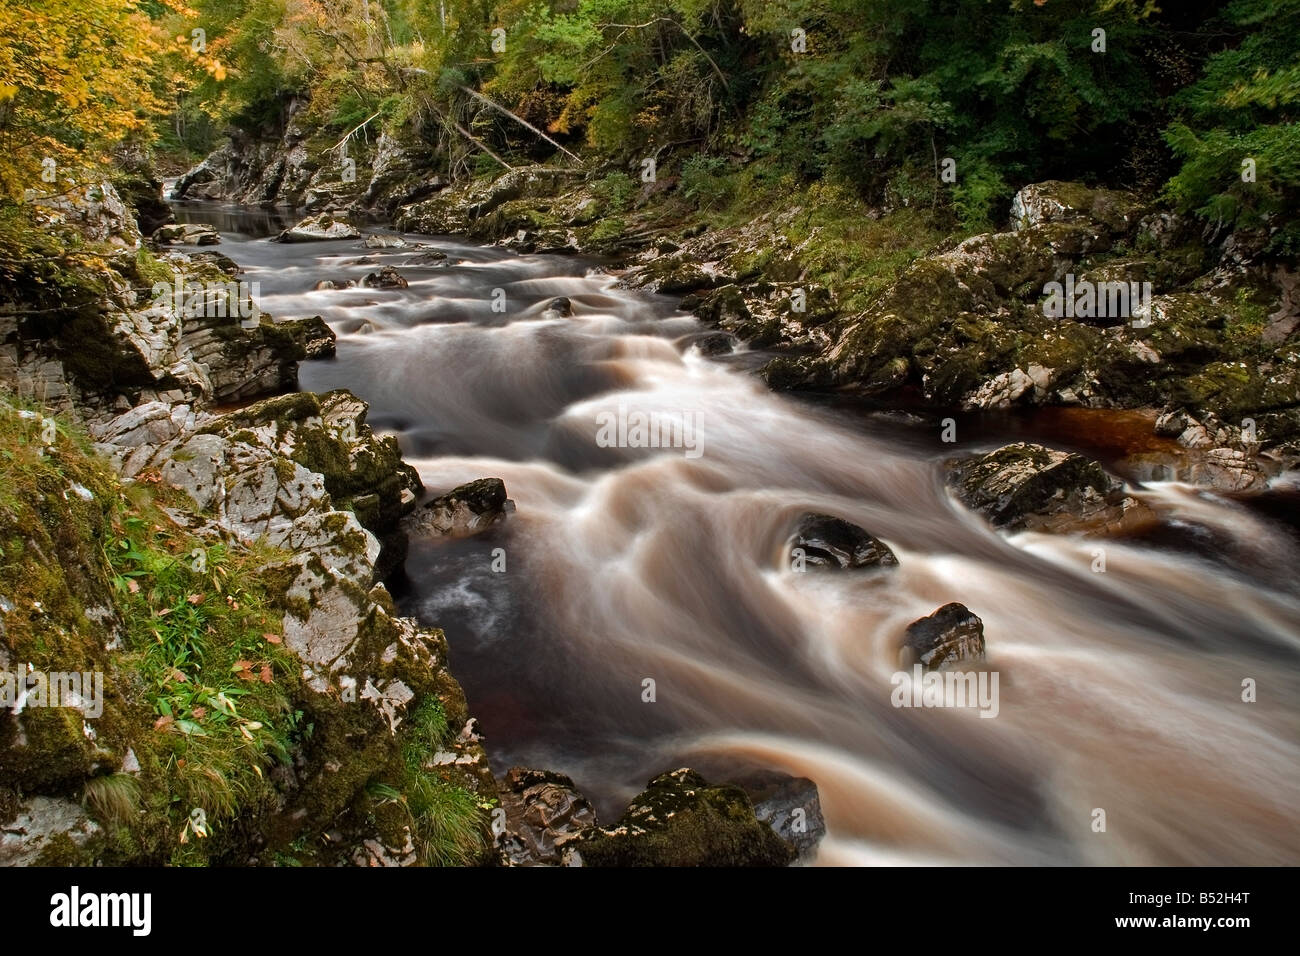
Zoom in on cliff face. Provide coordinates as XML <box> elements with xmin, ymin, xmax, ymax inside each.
<box><xmin>172</xmin><ymin>96</ymin><xmax>443</xmax><ymax>217</ymax></box>
<box><xmin>0</xmin><ymin>182</ymin><xmax>495</xmax><ymax>866</ymax></box>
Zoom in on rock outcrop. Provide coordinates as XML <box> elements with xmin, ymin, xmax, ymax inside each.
<box><xmin>0</xmin><ymin>185</ymin><xmax>494</xmax><ymax>867</ymax></box>
<box><xmin>566</xmin><ymin>768</ymin><xmax>799</xmax><ymax>867</ymax></box>
<box><xmin>948</xmin><ymin>442</ymin><xmax>1155</xmax><ymax>535</ymax></box>
<box><xmin>403</xmin><ymin>477</ymin><xmax>514</xmax><ymax>538</ymax></box>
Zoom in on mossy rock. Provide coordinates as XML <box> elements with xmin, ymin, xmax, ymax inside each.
<box><xmin>573</xmin><ymin>768</ymin><xmax>797</xmax><ymax>867</ymax></box>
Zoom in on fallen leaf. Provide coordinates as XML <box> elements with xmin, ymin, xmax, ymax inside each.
<box><xmin>153</xmin><ymin>715</ymin><xmax>173</xmax><ymax>731</ymax></box>
<box><xmin>191</xmin><ymin>706</ymin><xmax>207</xmax><ymax>719</ymax></box>
<box><xmin>263</xmin><ymin>633</ymin><xmax>282</xmax><ymax>644</ymax></box>
<box><xmin>127</xmin><ymin>579</ymin><xmax>140</xmax><ymax>594</ymax></box>
<box><xmin>170</xmin><ymin>669</ymin><xmax>188</xmax><ymax>683</ymax></box>
<box><xmin>259</xmin><ymin>663</ymin><xmax>273</xmax><ymax>684</ymax></box>
<box><xmin>187</xmin><ymin>593</ymin><xmax>204</xmax><ymax>605</ymax></box>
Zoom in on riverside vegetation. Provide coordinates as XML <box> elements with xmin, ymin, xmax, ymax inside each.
<box><xmin>1</xmin><ymin>0</ymin><xmax>1298</xmax><ymax>865</ymax></box>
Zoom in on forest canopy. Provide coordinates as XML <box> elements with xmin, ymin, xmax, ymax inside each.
<box><xmin>0</xmin><ymin>0</ymin><xmax>1296</xmax><ymax>242</ymax></box>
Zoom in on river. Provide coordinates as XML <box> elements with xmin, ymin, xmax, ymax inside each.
<box><xmin>172</xmin><ymin>201</ymin><xmax>1300</xmax><ymax>866</ymax></box>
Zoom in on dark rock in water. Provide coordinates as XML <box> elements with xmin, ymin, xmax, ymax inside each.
<box><xmin>403</xmin><ymin>477</ymin><xmax>514</xmax><ymax>537</ymax></box>
<box><xmin>732</xmin><ymin>770</ymin><xmax>826</xmax><ymax>861</ymax></box>
<box><xmin>497</xmin><ymin>768</ymin><xmax>597</xmax><ymax>866</ymax></box>
<box><xmin>570</xmin><ymin>768</ymin><xmax>796</xmax><ymax>867</ymax></box>
<box><xmin>947</xmin><ymin>442</ymin><xmax>1154</xmax><ymax>535</ymax></box>
<box><xmin>544</xmin><ymin>296</ymin><xmax>573</xmax><ymax>317</ymax></box>
<box><xmin>313</xmin><ymin>278</ymin><xmax>356</xmax><ymax>291</ymax></box>
<box><xmin>693</xmin><ymin>331</ymin><xmax>737</xmax><ymax>356</ymax></box>
<box><xmin>901</xmin><ymin>603</ymin><xmax>986</xmax><ymax>670</ymax></box>
<box><xmin>407</xmin><ymin>250</ymin><xmax>448</xmax><ymax>265</ymax></box>
<box><xmin>361</xmin><ymin>265</ymin><xmax>408</xmax><ymax>289</ymax></box>
<box><xmin>789</xmin><ymin>512</ymin><xmax>898</xmax><ymax>570</ymax></box>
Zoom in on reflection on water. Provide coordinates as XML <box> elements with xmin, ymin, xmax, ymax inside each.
<box><xmin>177</xmin><ymin>201</ymin><xmax>1300</xmax><ymax>866</ymax></box>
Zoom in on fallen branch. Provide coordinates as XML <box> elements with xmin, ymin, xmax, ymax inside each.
<box><xmin>459</xmin><ymin>86</ymin><xmax>584</xmax><ymax>165</ymax></box>
<box><xmin>451</xmin><ymin>121</ymin><xmax>515</xmax><ymax>172</ymax></box>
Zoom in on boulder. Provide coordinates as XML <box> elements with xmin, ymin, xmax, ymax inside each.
<box><xmin>152</xmin><ymin>222</ymin><xmax>220</xmax><ymax>246</ymax></box>
<box><xmin>543</xmin><ymin>296</ymin><xmax>573</xmax><ymax>317</ymax></box>
<box><xmin>362</xmin><ymin>233</ymin><xmax>408</xmax><ymax>249</ymax></box>
<box><xmin>901</xmin><ymin>603</ymin><xmax>986</xmax><ymax>670</ymax></box>
<box><xmin>275</xmin><ymin>214</ymin><xmax>361</xmax><ymax>243</ymax></box>
<box><xmin>789</xmin><ymin>513</ymin><xmax>898</xmax><ymax>570</ymax></box>
<box><xmin>403</xmin><ymin>478</ymin><xmax>514</xmax><ymax>538</ymax></box>
<box><xmin>948</xmin><ymin>442</ymin><xmax>1154</xmax><ymax>535</ymax></box>
<box><xmin>732</xmin><ymin>770</ymin><xmax>826</xmax><ymax>861</ymax></box>
<box><xmin>569</xmin><ymin>768</ymin><xmax>797</xmax><ymax>867</ymax></box>
<box><xmin>496</xmin><ymin>768</ymin><xmax>597</xmax><ymax>866</ymax></box>
<box><xmin>361</xmin><ymin>265</ymin><xmax>409</xmax><ymax>289</ymax></box>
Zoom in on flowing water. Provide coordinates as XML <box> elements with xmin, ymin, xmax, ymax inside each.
<box><xmin>174</xmin><ymin>202</ymin><xmax>1300</xmax><ymax>866</ymax></box>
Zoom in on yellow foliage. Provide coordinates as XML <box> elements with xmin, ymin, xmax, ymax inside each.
<box><xmin>0</xmin><ymin>0</ymin><xmax>169</xmax><ymax>199</ymax></box>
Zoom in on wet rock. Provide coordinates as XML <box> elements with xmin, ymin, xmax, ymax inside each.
<box><xmin>153</xmin><ymin>222</ymin><xmax>220</xmax><ymax>246</ymax></box>
<box><xmin>543</xmin><ymin>296</ymin><xmax>573</xmax><ymax>317</ymax></box>
<box><xmin>313</xmin><ymin>278</ymin><xmax>356</xmax><ymax>291</ymax></box>
<box><xmin>691</xmin><ymin>331</ymin><xmax>738</xmax><ymax>356</ymax></box>
<box><xmin>363</xmin><ymin>233</ymin><xmax>408</xmax><ymax>249</ymax></box>
<box><xmin>497</xmin><ymin>768</ymin><xmax>597</xmax><ymax>866</ymax></box>
<box><xmin>275</xmin><ymin>214</ymin><xmax>361</xmax><ymax>243</ymax></box>
<box><xmin>570</xmin><ymin>768</ymin><xmax>797</xmax><ymax>867</ymax></box>
<box><xmin>281</xmin><ymin>315</ymin><xmax>337</xmax><ymax>360</ymax></box>
<box><xmin>732</xmin><ymin>770</ymin><xmax>826</xmax><ymax>862</ymax></box>
<box><xmin>407</xmin><ymin>250</ymin><xmax>448</xmax><ymax>265</ymax></box>
<box><xmin>403</xmin><ymin>478</ymin><xmax>514</xmax><ymax>538</ymax></box>
<box><xmin>948</xmin><ymin>442</ymin><xmax>1154</xmax><ymax>535</ymax></box>
<box><xmin>789</xmin><ymin>513</ymin><xmax>898</xmax><ymax>570</ymax></box>
<box><xmin>361</xmin><ymin>265</ymin><xmax>409</xmax><ymax>289</ymax></box>
<box><xmin>901</xmin><ymin>603</ymin><xmax>986</xmax><ymax>670</ymax></box>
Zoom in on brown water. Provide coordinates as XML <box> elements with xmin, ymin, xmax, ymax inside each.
<box><xmin>175</xmin><ymin>202</ymin><xmax>1300</xmax><ymax>865</ymax></box>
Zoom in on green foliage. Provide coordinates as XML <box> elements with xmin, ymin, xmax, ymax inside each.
<box><xmin>1162</xmin><ymin>0</ymin><xmax>1300</xmax><ymax>251</ymax></box>
<box><xmin>680</xmin><ymin>154</ymin><xmax>731</xmax><ymax>209</ymax></box>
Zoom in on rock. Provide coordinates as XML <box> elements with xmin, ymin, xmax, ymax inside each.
<box><xmin>543</xmin><ymin>296</ymin><xmax>573</xmax><ymax>317</ymax></box>
<box><xmin>363</xmin><ymin>233</ymin><xmax>408</xmax><ymax>249</ymax></box>
<box><xmin>570</xmin><ymin>768</ymin><xmax>797</xmax><ymax>867</ymax></box>
<box><xmin>275</xmin><ymin>214</ymin><xmax>361</xmax><ymax>243</ymax></box>
<box><xmin>280</xmin><ymin>315</ymin><xmax>337</xmax><ymax>359</ymax></box>
<box><xmin>1010</xmin><ymin>180</ymin><xmax>1145</xmax><ymax>235</ymax></box>
<box><xmin>789</xmin><ymin>513</ymin><xmax>898</xmax><ymax>570</ymax></box>
<box><xmin>403</xmin><ymin>478</ymin><xmax>514</xmax><ymax>538</ymax></box>
<box><xmin>901</xmin><ymin>603</ymin><xmax>986</xmax><ymax>670</ymax></box>
<box><xmin>497</xmin><ymin>768</ymin><xmax>597</xmax><ymax>866</ymax></box>
<box><xmin>407</xmin><ymin>251</ymin><xmax>448</xmax><ymax>265</ymax></box>
<box><xmin>0</xmin><ymin>796</ymin><xmax>102</xmax><ymax>866</ymax></box>
<box><xmin>361</xmin><ymin>265</ymin><xmax>409</xmax><ymax>289</ymax></box>
<box><xmin>152</xmin><ymin>222</ymin><xmax>221</xmax><ymax>246</ymax></box>
<box><xmin>732</xmin><ymin>770</ymin><xmax>826</xmax><ymax>861</ymax></box>
<box><xmin>691</xmin><ymin>331</ymin><xmax>738</xmax><ymax>356</ymax></box>
<box><xmin>948</xmin><ymin>442</ymin><xmax>1154</xmax><ymax>535</ymax></box>
<box><xmin>313</xmin><ymin>278</ymin><xmax>356</xmax><ymax>291</ymax></box>
<box><xmin>29</xmin><ymin>181</ymin><xmax>140</xmax><ymax>248</ymax></box>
